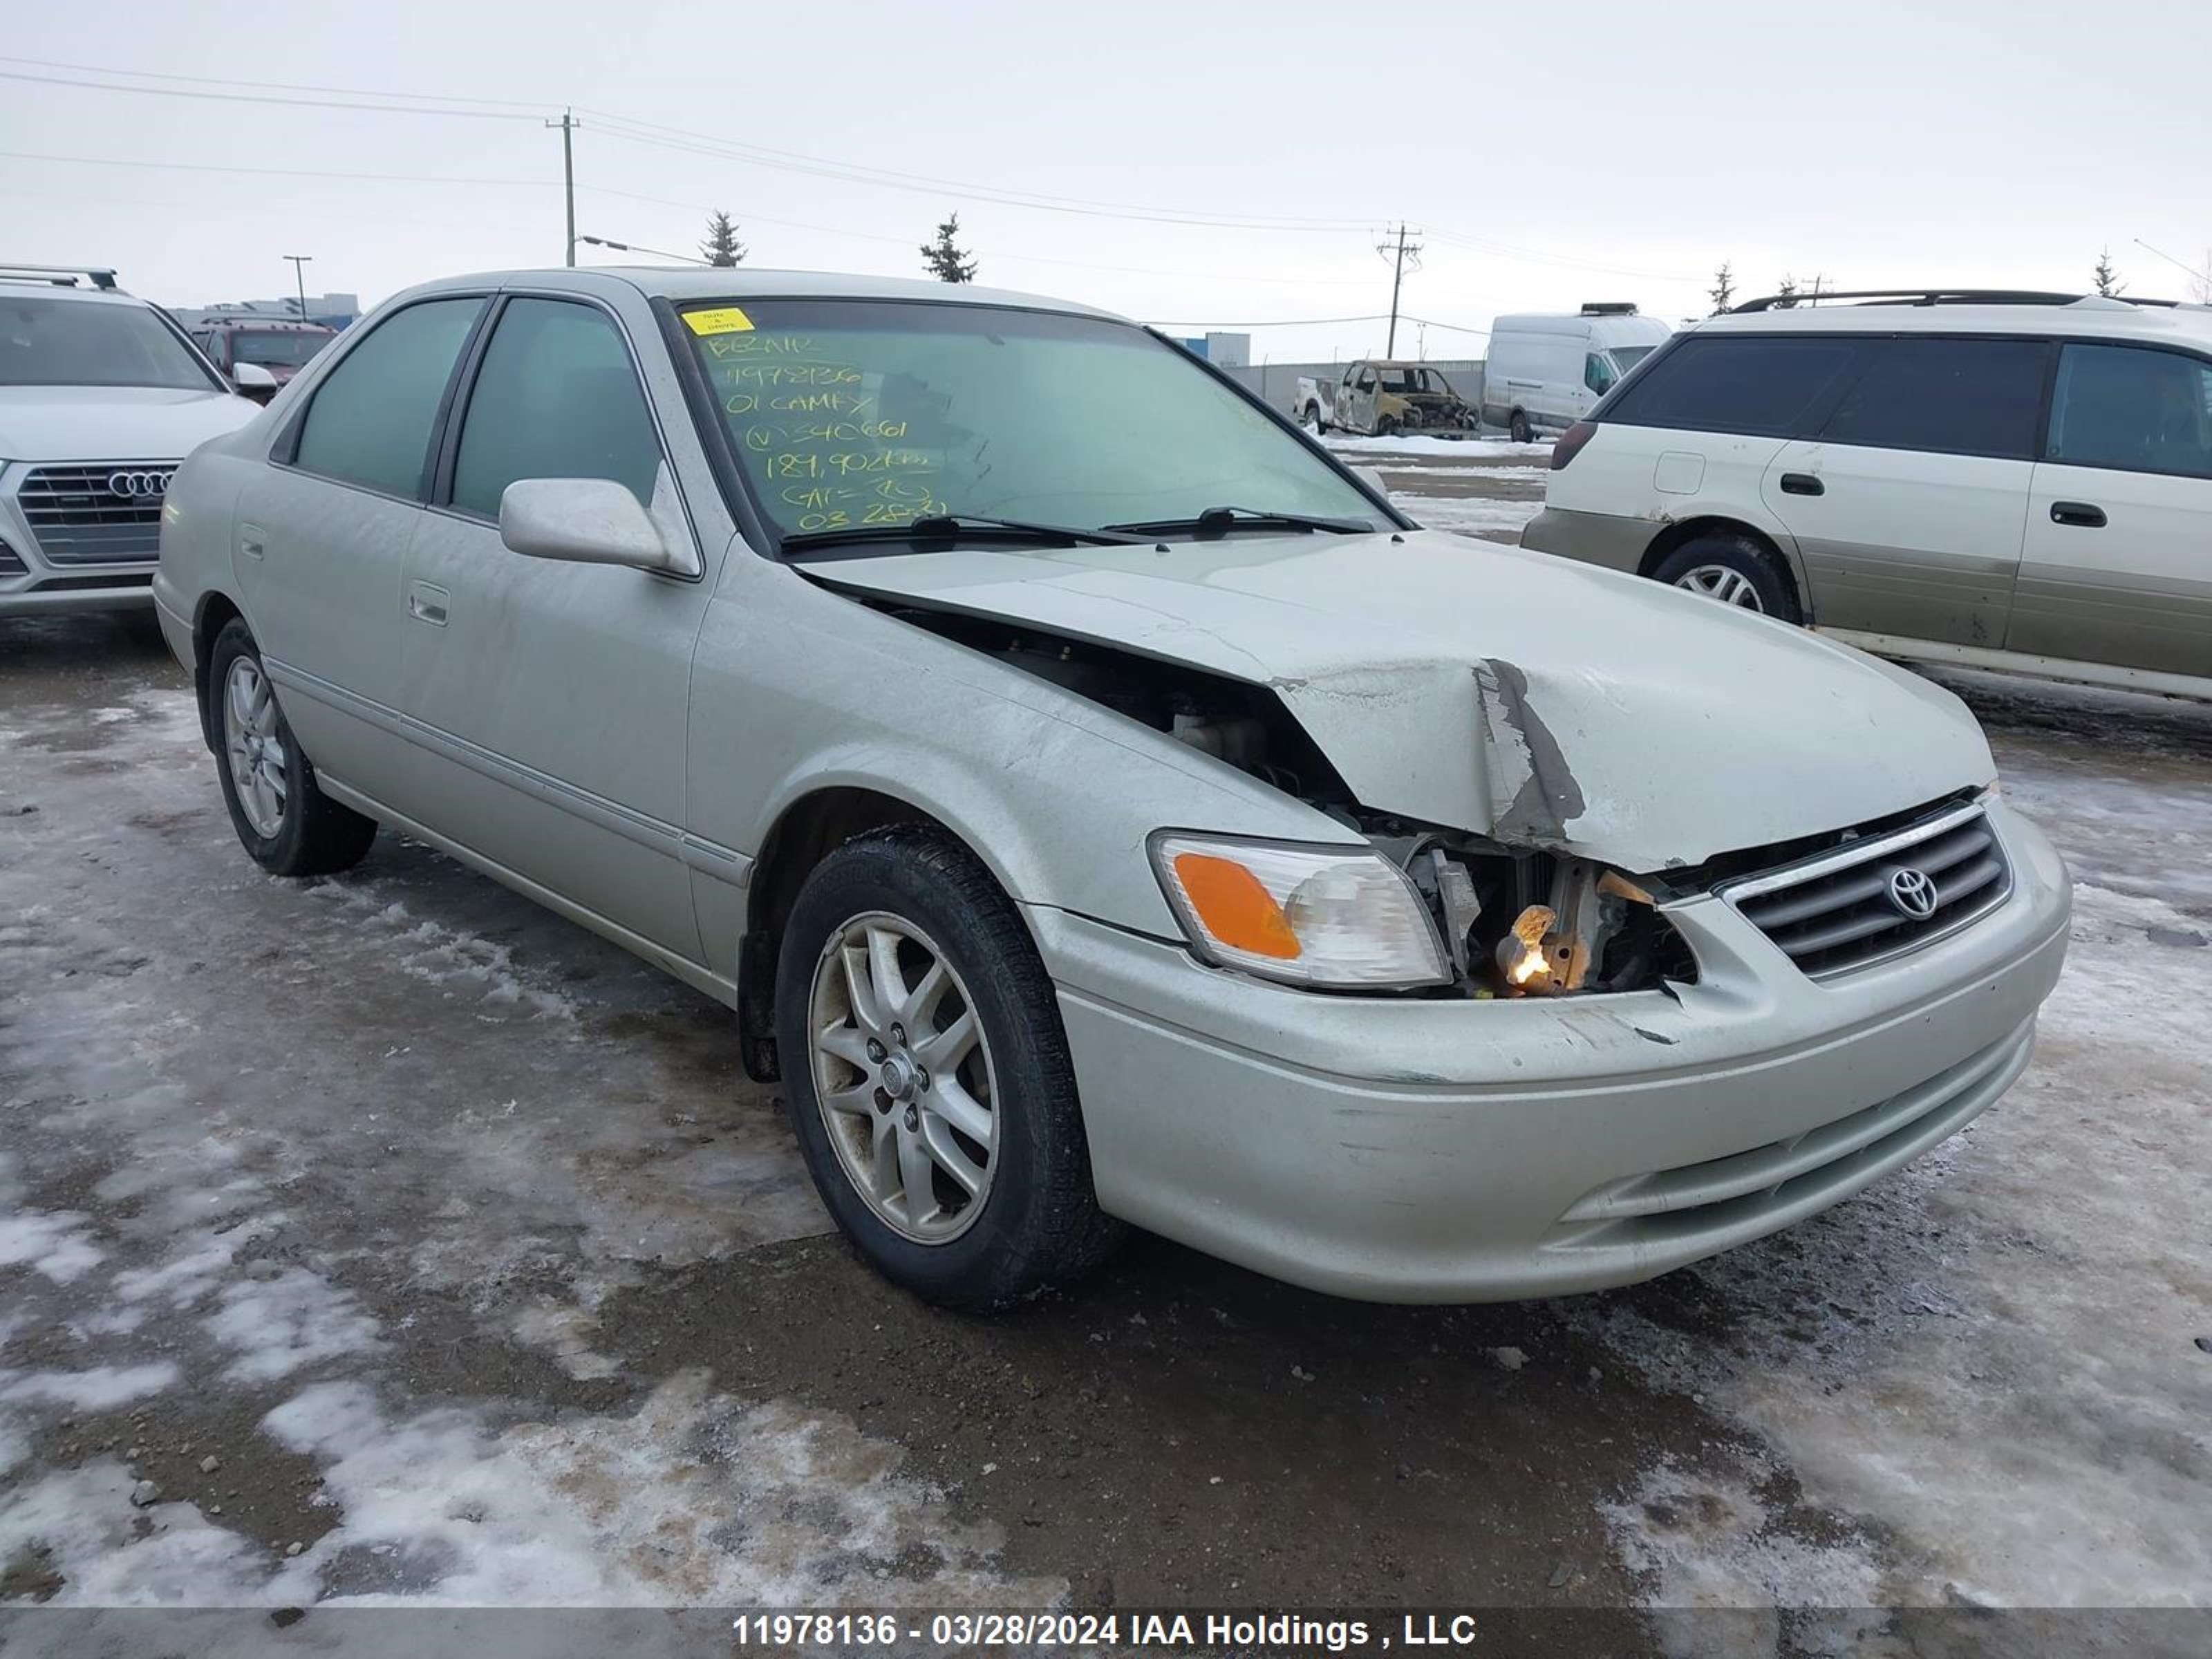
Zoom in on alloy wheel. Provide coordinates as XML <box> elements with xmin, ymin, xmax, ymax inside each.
<box><xmin>223</xmin><ymin>656</ymin><xmax>289</xmax><ymax>837</ymax></box>
<box><xmin>1673</xmin><ymin>563</ymin><xmax>1765</xmax><ymax>611</ymax></box>
<box><xmin>808</xmin><ymin>911</ymin><xmax>997</xmax><ymax>1244</ymax></box>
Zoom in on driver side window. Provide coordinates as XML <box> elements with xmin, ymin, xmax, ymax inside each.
<box><xmin>1584</xmin><ymin>353</ymin><xmax>1618</xmax><ymax>395</ymax></box>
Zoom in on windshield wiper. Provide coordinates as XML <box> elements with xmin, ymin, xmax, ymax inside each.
<box><xmin>1101</xmin><ymin>505</ymin><xmax>1376</xmax><ymax>538</ymax></box>
<box><xmin>780</xmin><ymin>513</ymin><xmax>1148</xmax><ymax>553</ymax></box>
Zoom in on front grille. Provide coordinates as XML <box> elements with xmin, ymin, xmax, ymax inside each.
<box><xmin>0</xmin><ymin>538</ymin><xmax>24</xmax><ymax>577</ymax></box>
<box><xmin>1721</xmin><ymin>800</ymin><xmax>2010</xmax><ymax>978</ymax></box>
<box><xmin>14</xmin><ymin>462</ymin><xmax>178</xmax><ymax>564</ymax></box>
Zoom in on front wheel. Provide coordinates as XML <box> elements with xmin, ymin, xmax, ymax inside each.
<box><xmin>207</xmin><ymin>619</ymin><xmax>377</xmax><ymax>877</ymax></box>
<box><xmin>775</xmin><ymin>827</ymin><xmax>1121</xmax><ymax>1310</ymax></box>
<box><xmin>1649</xmin><ymin>534</ymin><xmax>1803</xmax><ymax>623</ymax></box>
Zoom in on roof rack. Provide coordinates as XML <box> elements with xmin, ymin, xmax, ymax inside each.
<box><xmin>1731</xmin><ymin>288</ymin><xmax>2180</xmax><ymax>312</ymax></box>
<box><xmin>0</xmin><ymin>263</ymin><xmax>120</xmax><ymax>290</ymax></box>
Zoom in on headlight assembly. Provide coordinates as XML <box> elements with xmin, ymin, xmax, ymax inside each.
<box><xmin>1149</xmin><ymin>832</ymin><xmax>1450</xmax><ymax>991</ymax></box>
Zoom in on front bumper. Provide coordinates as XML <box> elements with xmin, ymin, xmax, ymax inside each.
<box><xmin>1031</xmin><ymin>799</ymin><xmax>2070</xmax><ymax>1303</ymax></box>
<box><xmin>1518</xmin><ymin>505</ymin><xmax>1654</xmax><ymax>575</ymax></box>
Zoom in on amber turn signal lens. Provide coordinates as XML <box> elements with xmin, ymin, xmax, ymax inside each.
<box><xmin>1170</xmin><ymin>852</ymin><xmax>1304</xmax><ymax>960</ymax></box>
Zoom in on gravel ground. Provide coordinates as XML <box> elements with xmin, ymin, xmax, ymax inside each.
<box><xmin>3</xmin><ymin>471</ymin><xmax>2209</xmax><ymax>1654</ymax></box>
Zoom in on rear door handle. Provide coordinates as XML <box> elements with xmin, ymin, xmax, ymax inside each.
<box><xmin>1779</xmin><ymin>472</ymin><xmax>1825</xmax><ymax>496</ymax></box>
<box><xmin>2050</xmin><ymin>500</ymin><xmax>2106</xmax><ymax>527</ymax></box>
<box><xmin>406</xmin><ymin>581</ymin><xmax>449</xmax><ymax>626</ymax></box>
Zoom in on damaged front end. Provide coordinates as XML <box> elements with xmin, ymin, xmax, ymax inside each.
<box><xmin>868</xmin><ymin>600</ymin><xmax>1696</xmax><ymax>1000</ymax></box>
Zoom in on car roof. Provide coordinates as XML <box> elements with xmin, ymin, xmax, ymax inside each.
<box><xmin>0</xmin><ymin>280</ymin><xmax>151</xmax><ymax>308</ymax></box>
<box><xmin>391</xmin><ymin>265</ymin><xmax>1126</xmax><ymax>322</ymax></box>
<box><xmin>1691</xmin><ymin>297</ymin><xmax>2212</xmax><ymax>346</ymax></box>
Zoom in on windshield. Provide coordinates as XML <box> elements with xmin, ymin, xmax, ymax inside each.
<box><xmin>1609</xmin><ymin>344</ymin><xmax>1654</xmax><ymax>372</ymax></box>
<box><xmin>682</xmin><ymin>300</ymin><xmax>1382</xmax><ymax>543</ymax></box>
<box><xmin>231</xmin><ymin>329</ymin><xmax>330</xmax><ymax>368</ymax></box>
<box><xmin>0</xmin><ymin>295</ymin><xmax>220</xmax><ymax>391</ymax></box>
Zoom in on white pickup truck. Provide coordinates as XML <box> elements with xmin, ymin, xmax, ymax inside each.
<box><xmin>1293</xmin><ymin>359</ymin><xmax>1478</xmax><ymax>438</ymax></box>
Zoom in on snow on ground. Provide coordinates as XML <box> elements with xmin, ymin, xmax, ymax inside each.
<box><xmin>1324</xmin><ymin>433</ymin><xmax>1553</xmax><ymax>459</ymax></box>
<box><xmin>1391</xmin><ymin>491</ymin><xmax>1544</xmax><ymax>540</ymax></box>
<box><xmin>1580</xmin><ymin>868</ymin><xmax>2212</xmax><ymax>1616</ymax></box>
<box><xmin>0</xmin><ymin>1370</ymin><xmax>1051</xmax><ymax>1609</ymax></box>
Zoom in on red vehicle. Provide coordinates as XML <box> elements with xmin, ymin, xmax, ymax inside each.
<box><xmin>186</xmin><ymin>317</ymin><xmax>335</xmax><ymax>402</ymax></box>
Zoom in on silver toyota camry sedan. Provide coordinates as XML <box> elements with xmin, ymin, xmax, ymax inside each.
<box><xmin>155</xmin><ymin>268</ymin><xmax>2072</xmax><ymax>1309</ymax></box>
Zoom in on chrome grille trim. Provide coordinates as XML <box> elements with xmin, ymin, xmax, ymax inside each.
<box><xmin>13</xmin><ymin>462</ymin><xmax>179</xmax><ymax>564</ymax></box>
<box><xmin>1718</xmin><ymin>798</ymin><xmax>2012</xmax><ymax>979</ymax></box>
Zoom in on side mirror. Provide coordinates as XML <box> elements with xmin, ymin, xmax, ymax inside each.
<box><xmin>498</xmin><ymin>477</ymin><xmax>697</xmax><ymax>577</ymax></box>
<box><xmin>232</xmin><ymin>362</ymin><xmax>279</xmax><ymax>402</ymax></box>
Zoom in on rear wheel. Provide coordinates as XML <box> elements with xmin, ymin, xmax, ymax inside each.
<box><xmin>1649</xmin><ymin>534</ymin><xmax>1802</xmax><ymax>623</ymax></box>
<box><xmin>207</xmin><ymin>619</ymin><xmax>377</xmax><ymax>876</ymax></box>
<box><xmin>776</xmin><ymin>827</ymin><xmax>1121</xmax><ymax>1310</ymax></box>
<box><xmin>1302</xmin><ymin>402</ymin><xmax>1327</xmax><ymax>436</ymax></box>
<box><xmin>1509</xmin><ymin>409</ymin><xmax>1534</xmax><ymax>444</ymax></box>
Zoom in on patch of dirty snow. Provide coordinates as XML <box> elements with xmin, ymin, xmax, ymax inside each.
<box><xmin>1392</xmin><ymin>492</ymin><xmax>1544</xmax><ymax>539</ymax></box>
<box><xmin>205</xmin><ymin>1268</ymin><xmax>385</xmax><ymax>1382</ymax></box>
<box><xmin>1325</xmin><ymin>433</ymin><xmax>1551</xmax><ymax>458</ymax></box>
<box><xmin>1</xmin><ymin>1363</ymin><xmax>182</xmax><ymax>1414</ymax></box>
<box><xmin>1582</xmin><ymin>878</ymin><xmax>2212</xmax><ymax>1608</ymax></box>
<box><xmin>0</xmin><ymin>1371</ymin><xmax>1062</xmax><ymax>1609</ymax></box>
<box><xmin>301</xmin><ymin>888</ymin><xmax>581</xmax><ymax>1024</ymax></box>
<box><xmin>1603</xmin><ymin>1453</ymin><xmax>1884</xmax><ymax>1611</ymax></box>
<box><xmin>0</xmin><ymin>1210</ymin><xmax>106</xmax><ymax>1282</ymax></box>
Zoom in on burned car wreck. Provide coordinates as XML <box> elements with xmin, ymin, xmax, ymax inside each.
<box><xmin>158</xmin><ymin>268</ymin><xmax>2072</xmax><ymax>1311</ymax></box>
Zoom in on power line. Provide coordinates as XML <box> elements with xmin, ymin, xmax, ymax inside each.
<box><xmin>583</xmin><ymin>120</ymin><xmax>1375</xmax><ymax>233</ymax></box>
<box><xmin>0</xmin><ymin>148</ymin><xmax>554</xmax><ymax>189</ymax></box>
<box><xmin>0</xmin><ymin>53</ymin><xmax>554</xmax><ymax>111</ymax></box>
<box><xmin>0</xmin><ymin>68</ymin><xmax>540</xmax><ymax>120</ymax></box>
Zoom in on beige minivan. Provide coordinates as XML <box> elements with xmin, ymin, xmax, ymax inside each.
<box><xmin>1521</xmin><ymin>290</ymin><xmax>2212</xmax><ymax>700</ymax></box>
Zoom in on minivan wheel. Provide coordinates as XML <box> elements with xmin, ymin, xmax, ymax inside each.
<box><xmin>775</xmin><ymin>827</ymin><xmax>1121</xmax><ymax>1310</ymax></box>
<box><xmin>1649</xmin><ymin>535</ymin><xmax>1803</xmax><ymax>623</ymax></box>
<box><xmin>206</xmin><ymin>619</ymin><xmax>377</xmax><ymax>877</ymax></box>
<box><xmin>1509</xmin><ymin>409</ymin><xmax>1533</xmax><ymax>444</ymax></box>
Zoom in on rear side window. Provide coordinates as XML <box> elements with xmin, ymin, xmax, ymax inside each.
<box><xmin>2045</xmin><ymin>343</ymin><xmax>2212</xmax><ymax>478</ymax></box>
<box><xmin>1817</xmin><ymin>337</ymin><xmax>2047</xmax><ymax>459</ymax></box>
<box><xmin>293</xmin><ymin>298</ymin><xmax>482</xmax><ymax>496</ymax></box>
<box><xmin>1604</xmin><ymin>335</ymin><xmax>1862</xmax><ymax>436</ymax></box>
<box><xmin>450</xmin><ymin>298</ymin><xmax>663</xmax><ymax>518</ymax></box>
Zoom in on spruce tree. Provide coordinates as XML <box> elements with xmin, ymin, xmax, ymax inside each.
<box><xmin>700</xmin><ymin>212</ymin><xmax>747</xmax><ymax>268</ymax></box>
<box><xmin>920</xmin><ymin>214</ymin><xmax>978</xmax><ymax>283</ymax></box>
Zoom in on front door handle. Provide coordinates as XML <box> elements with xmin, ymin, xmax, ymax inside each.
<box><xmin>1779</xmin><ymin>472</ymin><xmax>1825</xmax><ymax>496</ymax></box>
<box><xmin>2050</xmin><ymin>500</ymin><xmax>2106</xmax><ymax>528</ymax></box>
<box><xmin>406</xmin><ymin>581</ymin><xmax>449</xmax><ymax>626</ymax></box>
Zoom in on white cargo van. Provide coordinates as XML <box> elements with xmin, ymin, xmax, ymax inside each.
<box><xmin>1482</xmin><ymin>305</ymin><xmax>1672</xmax><ymax>442</ymax></box>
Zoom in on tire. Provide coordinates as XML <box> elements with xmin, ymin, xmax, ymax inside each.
<box><xmin>1509</xmin><ymin>409</ymin><xmax>1533</xmax><ymax>444</ymax></box>
<box><xmin>1302</xmin><ymin>402</ymin><xmax>1327</xmax><ymax>436</ymax></box>
<box><xmin>776</xmin><ymin>827</ymin><xmax>1122</xmax><ymax>1311</ymax></box>
<box><xmin>1648</xmin><ymin>534</ymin><xmax>1803</xmax><ymax>623</ymax></box>
<box><xmin>1378</xmin><ymin>415</ymin><xmax>1400</xmax><ymax>438</ymax></box>
<box><xmin>206</xmin><ymin>619</ymin><xmax>378</xmax><ymax>877</ymax></box>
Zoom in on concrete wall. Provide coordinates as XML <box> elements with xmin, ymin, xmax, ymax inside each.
<box><xmin>1221</xmin><ymin>358</ymin><xmax>1486</xmax><ymax>418</ymax></box>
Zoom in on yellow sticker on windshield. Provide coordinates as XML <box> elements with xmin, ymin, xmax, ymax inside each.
<box><xmin>684</xmin><ymin>307</ymin><xmax>755</xmax><ymax>335</ymax></box>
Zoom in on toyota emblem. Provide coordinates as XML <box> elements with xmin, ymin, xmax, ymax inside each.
<box><xmin>1887</xmin><ymin>867</ymin><xmax>1940</xmax><ymax>921</ymax></box>
<box><xmin>106</xmin><ymin>469</ymin><xmax>175</xmax><ymax>500</ymax></box>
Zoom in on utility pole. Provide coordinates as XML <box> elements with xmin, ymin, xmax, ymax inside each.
<box><xmin>283</xmin><ymin>254</ymin><xmax>312</xmax><ymax>321</ymax></box>
<box><xmin>1378</xmin><ymin>223</ymin><xmax>1423</xmax><ymax>357</ymax></box>
<box><xmin>549</xmin><ymin>109</ymin><xmax>579</xmax><ymax>267</ymax></box>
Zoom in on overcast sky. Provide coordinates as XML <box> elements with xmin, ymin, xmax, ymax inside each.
<box><xmin>5</xmin><ymin>1</ymin><xmax>2208</xmax><ymax>363</ymax></box>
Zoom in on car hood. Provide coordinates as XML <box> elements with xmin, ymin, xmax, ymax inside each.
<box><xmin>807</xmin><ymin>529</ymin><xmax>1996</xmax><ymax>870</ymax></box>
<box><xmin>0</xmin><ymin>384</ymin><xmax>259</xmax><ymax>463</ymax></box>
